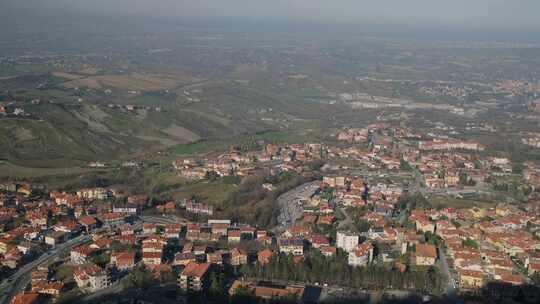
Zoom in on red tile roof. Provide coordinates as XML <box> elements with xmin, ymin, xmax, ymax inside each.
<box><xmin>181</xmin><ymin>262</ymin><xmax>210</xmax><ymax>278</ymax></box>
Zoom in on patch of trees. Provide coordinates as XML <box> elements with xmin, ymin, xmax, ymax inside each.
<box><xmin>239</xmin><ymin>252</ymin><xmax>442</xmax><ymax>294</ymax></box>
<box><xmin>400</xmin><ymin>159</ymin><xmax>413</xmax><ymax>171</ymax></box>
<box><xmin>459</xmin><ymin>172</ymin><xmax>477</xmax><ymax>186</ymax></box>
<box><xmin>121</xmin><ymin>266</ymin><xmax>156</xmax><ymax>290</ymax></box>
<box><xmin>221</xmin><ymin>170</ymin><xmax>310</xmax><ymax>229</ymax></box>
<box><xmin>462</xmin><ymin>238</ymin><xmax>479</xmax><ymax>249</ymax></box>
<box><xmin>396</xmin><ymin>193</ymin><xmax>431</xmax><ymax>211</ymax></box>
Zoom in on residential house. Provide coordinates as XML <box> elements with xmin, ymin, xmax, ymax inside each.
<box><xmin>143</xmin><ymin>223</ymin><xmax>157</xmax><ymax>235</ymax></box>
<box><xmin>174</xmin><ymin>252</ymin><xmax>197</xmax><ymax>266</ymax></box>
<box><xmin>44</xmin><ymin>231</ymin><xmax>67</xmax><ymax>247</ymax></box>
<box><xmin>320</xmin><ymin>246</ymin><xmax>337</xmax><ymax>257</ymax></box>
<box><xmin>528</xmin><ymin>263</ymin><xmax>540</xmax><ymax>275</ymax></box>
<box><xmin>142</xmin><ymin>252</ymin><xmax>162</xmax><ymax>266</ymax></box>
<box><xmin>258</xmin><ymin>249</ymin><xmax>274</xmax><ymax>265</ymax></box>
<box><xmin>227</xmin><ymin>230</ymin><xmax>242</xmax><ymax>243</ymax></box>
<box><xmin>458</xmin><ymin>269</ymin><xmax>485</xmax><ymax>289</ymax></box>
<box><xmin>309</xmin><ymin>235</ymin><xmax>330</xmax><ymax>249</ymax></box>
<box><xmin>112</xmin><ymin>202</ymin><xmax>139</xmax><ymax>215</ymax></box>
<box><xmin>494</xmin><ymin>272</ymin><xmax>524</xmax><ymax>286</ymax></box>
<box><xmin>336</xmin><ymin>231</ymin><xmax>359</xmax><ymax>253</ymax></box>
<box><xmin>230</xmin><ymin>248</ymin><xmax>248</xmax><ymax>266</ymax></box>
<box><xmin>211</xmin><ymin>223</ymin><xmax>229</xmax><ymax>236</ymax></box>
<box><xmin>178</xmin><ymin>262</ymin><xmax>211</xmax><ymax>292</ymax></box>
<box><xmin>78</xmin><ymin>216</ymin><xmax>97</xmax><ymax>232</ymax></box>
<box><xmin>10</xmin><ymin>293</ymin><xmax>41</xmax><ymax>304</ymax></box>
<box><xmin>53</xmin><ymin>221</ymin><xmax>81</xmax><ymax>237</ymax></box>
<box><xmin>229</xmin><ymin>280</ymin><xmax>305</xmax><ymax>301</ymax></box>
<box><xmin>165</xmin><ymin>223</ymin><xmax>183</xmax><ymax>239</ymax></box>
<box><xmin>414</xmin><ymin>244</ymin><xmax>437</xmax><ymax>266</ymax></box>
<box><xmin>73</xmin><ymin>264</ymin><xmax>110</xmax><ymax>292</ymax></box>
<box><xmin>100</xmin><ymin>212</ymin><xmax>124</xmax><ymax>227</ymax></box>
<box><xmin>415</xmin><ymin>218</ymin><xmax>435</xmax><ymax>234</ymax></box>
<box><xmin>206</xmin><ymin>252</ymin><xmax>223</xmax><ymax>265</ymax></box>
<box><xmin>348</xmin><ymin>242</ymin><xmax>374</xmax><ymax>267</ymax></box>
<box><xmin>110</xmin><ymin>252</ymin><xmax>136</xmax><ymax>271</ymax></box>
<box><xmin>70</xmin><ymin>245</ymin><xmax>96</xmax><ymax>264</ymax></box>
<box><xmin>278</xmin><ymin>238</ymin><xmax>304</xmax><ymax>256</ymax></box>
<box><xmin>76</xmin><ymin>188</ymin><xmax>109</xmax><ymax>200</ymax></box>
<box><xmin>3</xmin><ymin>247</ymin><xmax>23</xmax><ymax>269</ymax></box>
<box><xmin>17</xmin><ymin>242</ymin><xmax>39</xmax><ymax>256</ymax></box>
<box><xmin>32</xmin><ymin>281</ymin><xmax>63</xmax><ymax>298</ymax></box>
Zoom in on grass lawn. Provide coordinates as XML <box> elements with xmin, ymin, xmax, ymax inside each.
<box><xmin>171</xmin><ymin>140</ymin><xmax>226</xmax><ymax>155</ymax></box>
<box><xmin>0</xmin><ymin>162</ymin><xmax>100</xmax><ymax>179</ymax></box>
<box><xmin>170</xmin><ymin>129</ymin><xmax>313</xmax><ymax>156</ymax></box>
<box><xmin>171</xmin><ymin>179</ymin><xmax>237</xmax><ymax>206</ymax></box>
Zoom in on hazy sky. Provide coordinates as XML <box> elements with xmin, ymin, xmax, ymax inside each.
<box><xmin>4</xmin><ymin>0</ymin><xmax>540</xmax><ymax>31</ymax></box>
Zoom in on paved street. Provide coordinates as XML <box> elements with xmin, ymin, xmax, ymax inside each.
<box><xmin>273</xmin><ymin>181</ymin><xmax>320</xmax><ymax>234</ymax></box>
<box><xmin>437</xmin><ymin>244</ymin><xmax>462</xmax><ymax>303</ymax></box>
<box><xmin>0</xmin><ymin>234</ymin><xmax>91</xmax><ymax>304</ymax></box>
<box><xmin>0</xmin><ymin>217</ymin><xmax>186</xmax><ymax>303</ymax></box>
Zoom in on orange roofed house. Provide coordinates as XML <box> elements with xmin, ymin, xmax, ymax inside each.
<box><xmin>70</xmin><ymin>245</ymin><xmax>96</xmax><ymax>264</ymax></box>
<box><xmin>414</xmin><ymin>243</ymin><xmax>437</xmax><ymax>266</ymax></box>
<box><xmin>258</xmin><ymin>249</ymin><xmax>274</xmax><ymax>265</ymax></box>
<box><xmin>458</xmin><ymin>269</ymin><xmax>485</xmax><ymax>289</ymax></box>
<box><xmin>348</xmin><ymin>242</ymin><xmax>374</xmax><ymax>267</ymax></box>
<box><xmin>110</xmin><ymin>252</ymin><xmax>136</xmax><ymax>271</ymax></box>
<box><xmin>178</xmin><ymin>262</ymin><xmax>211</xmax><ymax>292</ymax></box>
<box><xmin>73</xmin><ymin>264</ymin><xmax>110</xmax><ymax>292</ymax></box>
<box><xmin>10</xmin><ymin>292</ymin><xmax>41</xmax><ymax>304</ymax></box>
<box><xmin>229</xmin><ymin>280</ymin><xmax>305</xmax><ymax>301</ymax></box>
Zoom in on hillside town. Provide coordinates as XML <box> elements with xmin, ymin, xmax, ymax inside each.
<box><xmin>1</xmin><ymin>122</ymin><xmax>540</xmax><ymax>304</ymax></box>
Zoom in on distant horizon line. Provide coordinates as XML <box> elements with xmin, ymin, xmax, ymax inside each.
<box><xmin>2</xmin><ymin>12</ymin><xmax>540</xmax><ymax>44</ymax></box>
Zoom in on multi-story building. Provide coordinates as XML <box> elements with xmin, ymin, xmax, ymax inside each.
<box><xmin>414</xmin><ymin>244</ymin><xmax>437</xmax><ymax>266</ymax></box>
<box><xmin>348</xmin><ymin>242</ymin><xmax>374</xmax><ymax>267</ymax></box>
<box><xmin>178</xmin><ymin>262</ymin><xmax>210</xmax><ymax>292</ymax></box>
<box><xmin>70</xmin><ymin>245</ymin><xmax>96</xmax><ymax>264</ymax></box>
<box><xmin>336</xmin><ymin>231</ymin><xmax>359</xmax><ymax>253</ymax></box>
<box><xmin>74</xmin><ymin>265</ymin><xmax>110</xmax><ymax>292</ymax></box>
<box><xmin>76</xmin><ymin>188</ymin><xmax>110</xmax><ymax>200</ymax></box>
<box><xmin>458</xmin><ymin>269</ymin><xmax>485</xmax><ymax>289</ymax></box>
<box><xmin>110</xmin><ymin>252</ymin><xmax>136</xmax><ymax>271</ymax></box>
<box><xmin>278</xmin><ymin>238</ymin><xmax>304</xmax><ymax>256</ymax></box>
<box><xmin>230</xmin><ymin>248</ymin><xmax>248</xmax><ymax>266</ymax></box>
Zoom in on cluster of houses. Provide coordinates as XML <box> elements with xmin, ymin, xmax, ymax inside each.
<box><xmin>0</xmin><ymin>184</ymin><xmax>152</xmax><ymax>303</ymax></box>
<box><xmin>4</xmin><ymin>121</ymin><xmax>540</xmax><ymax>303</ymax></box>
<box><xmin>414</xmin><ymin>154</ymin><xmax>513</xmax><ymax>190</ymax></box>
<box><xmin>522</xmin><ymin>133</ymin><xmax>540</xmax><ymax>148</ymax></box>
<box><xmin>409</xmin><ymin>204</ymin><xmax>540</xmax><ymax>290</ymax></box>
<box><xmin>2</xmin><ymin>178</ymin><xmax>321</xmax><ymax>302</ymax></box>
<box><xmin>172</xmin><ymin>143</ymin><xmax>327</xmax><ymax>180</ymax></box>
